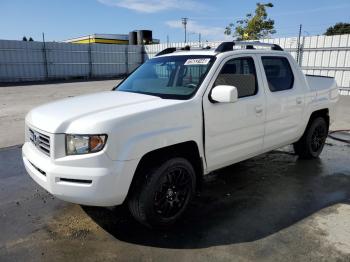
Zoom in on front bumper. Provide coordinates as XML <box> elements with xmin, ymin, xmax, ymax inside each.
<box><xmin>22</xmin><ymin>142</ymin><xmax>139</xmax><ymax>206</ymax></box>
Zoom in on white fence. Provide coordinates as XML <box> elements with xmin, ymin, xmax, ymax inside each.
<box><xmin>0</xmin><ymin>40</ymin><xmax>143</xmax><ymax>82</ymax></box>
<box><xmin>145</xmin><ymin>34</ymin><xmax>350</xmax><ymax>89</ymax></box>
<box><xmin>1</xmin><ymin>34</ymin><xmax>350</xmax><ymax>90</ymax></box>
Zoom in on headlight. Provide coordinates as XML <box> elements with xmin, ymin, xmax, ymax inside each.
<box><xmin>66</xmin><ymin>134</ymin><xmax>107</xmax><ymax>155</ymax></box>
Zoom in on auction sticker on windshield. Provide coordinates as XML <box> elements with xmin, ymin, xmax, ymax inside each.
<box><xmin>184</xmin><ymin>58</ymin><xmax>211</xmax><ymax>65</ymax></box>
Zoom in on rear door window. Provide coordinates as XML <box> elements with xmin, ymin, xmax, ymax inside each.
<box><xmin>261</xmin><ymin>56</ymin><xmax>294</xmax><ymax>92</ymax></box>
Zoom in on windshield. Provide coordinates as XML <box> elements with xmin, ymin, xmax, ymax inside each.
<box><xmin>115</xmin><ymin>55</ymin><xmax>215</xmax><ymax>99</ymax></box>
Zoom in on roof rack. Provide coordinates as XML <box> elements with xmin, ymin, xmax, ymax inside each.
<box><xmin>154</xmin><ymin>41</ymin><xmax>283</xmax><ymax>57</ymax></box>
<box><xmin>215</xmin><ymin>41</ymin><xmax>284</xmax><ymax>52</ymax></box>
<box><xmin>155</xmin><ymin>45</ymin><xmax>211</xmax><ymax>57</ymax></box>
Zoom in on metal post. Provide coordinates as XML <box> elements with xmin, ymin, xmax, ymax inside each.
<box><xmin>88</xmin><ymin>35</ymin><xmax>93</xmax><ymax>78</ymax></box>
<box><xmin>296</xmin><ymin>24</ymin><xmax>302</xmax><ymax>64</ymax></box>
<box><xmin>299</xmin><ymin>36</ymin><xmax>305</xmax><ymax>67</ymax></box>
<box><xmin>125</xmin><ymin>45</ymin><xmax>129</xmax><ymax>75</ymax></box>
<box><xmin>42</xmin><ymin>32</ymin><xmax>49</xmax><ymax>80</ymax></box>
<box><xmin>140</xmin><ymin>45</ymin><xmax>145</xmax><ymax>64</ymax></box>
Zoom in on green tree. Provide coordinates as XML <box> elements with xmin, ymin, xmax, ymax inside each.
<box><xmin>22</xmin><ymin>36</ymin><xmax>28</xmax><ymax>41</ymax></box>
<box><xmin>225</xmin><ymin>3</ymin><xmax>276</xmax><ymax>40</ymax></box>
<box><xmin>325</xmin><ymin>23</ymin><xmax>350</xmax><ymax>36</ymax></box>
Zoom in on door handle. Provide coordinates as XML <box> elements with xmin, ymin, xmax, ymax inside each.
<box><xmin>296</xmin><ymin>97</ymin><xmax>303</xmax><ymax>104</ymax></box>
<box><xmin>255</xmin><ymin>105</ymin><xmax>263</xmax><ymax>114</ymax></box>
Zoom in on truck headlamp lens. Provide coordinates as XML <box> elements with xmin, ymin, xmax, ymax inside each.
<box><xmin>66</xmin><ymin>134</ymin><xmax>107</xmax><ymax>155</ymax></box>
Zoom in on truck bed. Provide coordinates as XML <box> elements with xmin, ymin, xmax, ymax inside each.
<box><xmin>306</xmin><ymin>75</ymin><xmax>337</xmax><ymax>92</ymax></box>
<box><xmin>306</xmin><ymin>74</ymin><xmax>339</xmax><ymax>126</ymax></box>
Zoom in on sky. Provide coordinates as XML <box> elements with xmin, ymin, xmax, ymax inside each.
<box><xmin>0</xmin><ymin>0</ymin><xmax>349</xmax><ymax>43</ymax></box>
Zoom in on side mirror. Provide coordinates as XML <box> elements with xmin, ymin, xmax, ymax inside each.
<box><xmin>210</xmin><ymin>85</ymin><xmax>238</xmax><ymax>103</ymax></box>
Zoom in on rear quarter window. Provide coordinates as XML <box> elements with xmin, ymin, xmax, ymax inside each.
<box><xmin>261</xmin><ymin>56</ymin><xmax>294</xmax><ymax>92</ymax></box>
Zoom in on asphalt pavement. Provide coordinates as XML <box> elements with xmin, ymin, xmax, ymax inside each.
<box><xmin>0</xmin><ymin>81</ymin><xmax>350</xmax><ymax>261</ymax></box>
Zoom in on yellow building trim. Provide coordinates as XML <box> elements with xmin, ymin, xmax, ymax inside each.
<box><xmin>70</xmin><ymin>38</ymin><xmax>129</xmax><ymax>44</ymax></box>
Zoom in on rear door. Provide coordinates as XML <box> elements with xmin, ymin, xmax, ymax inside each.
<box><xmin>203</xmin><ymin>55</ymin><xmax>266</xmax><ymax>172</ymax></box>
<box><xmin>257</xmin><ymin>54</ymin><xmax>305</xmax><ymax>151</ymax></box>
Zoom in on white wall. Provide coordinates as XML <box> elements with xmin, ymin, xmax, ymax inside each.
<box><xmin>1</xmin><ymin>34</ymin><xmax>349</xmax><ymax>89</ymax></box>
<box><xmin>144</xmin><ymin>35</ymin><xmax>350</xmax><ymax>89</ymax></box>
<box><xmin>0</xmin><ymin>40</ymin><xmax>143</xmax><ymax>82</ymax></box>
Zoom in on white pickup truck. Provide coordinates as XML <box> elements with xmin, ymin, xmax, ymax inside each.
<box><xmin>22</xmin><ymin>41</ymin><xmax>338</xmax><ymax>227</ymax></box>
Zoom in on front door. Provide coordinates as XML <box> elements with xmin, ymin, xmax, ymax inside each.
<box><xmin>203</xmin><ymin>55</ymin><xmax>266</xmax><ymax>172</ymax></box>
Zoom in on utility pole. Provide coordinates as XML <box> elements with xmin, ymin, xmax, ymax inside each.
<box><xmin>199</xmin><ymin>33</ymin><xmax>201</xmax><ymax>46</ymax></box>
<box><xmin>296</xmin><ymin>24</ymin><xmax>302</xmax><ymax>64</ymax></box>
<box><xmin>182</xmin><ymin>18</ymin><xmax>188</xmax><ymax>43</ymax></box>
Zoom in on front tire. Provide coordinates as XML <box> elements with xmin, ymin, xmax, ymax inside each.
<box><xmin>128</xmin><ymin>158</ymin><xmax>196</xmax><ymax>228</ymax></box>
<box><xmin>293</xmin><ymin>117</ymin><xmax>328</xmax><ymax>159</ymax></box>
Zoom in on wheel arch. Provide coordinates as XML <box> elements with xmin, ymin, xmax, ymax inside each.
<box><xmin>294</xmin><ymin>108</ymin><xmax>330</xmax><ymax>159</ymax></box>
<box><xmin>308</xmin><ymin>108</ymin><xmax>330</xmax><ymax>130</ymax></box>
<box><xmin>126</xmin><ymin>141</ymin><xmax>204</xmax><ymax>200</ymax></box>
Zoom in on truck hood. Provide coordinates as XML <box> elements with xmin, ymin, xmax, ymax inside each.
<box><xmin>26</xmin><ymin>91</ymin><xmax>162</xmax><ymax>133</ymax></box>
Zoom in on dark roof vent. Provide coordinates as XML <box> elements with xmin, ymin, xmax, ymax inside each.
<box><xmin>155</xmin><ymin>45</ymin><xmax>212</xmax><ymax>56</ymax></box>
<box><xmin>215</xmin><ymin>42</ymin><xmax>235</xmax><ymax>52</ymax></box>
<box><xmin>155</xmin><ymin>47</ymin><xmax>177</xmax><ymax>57</ymax></box>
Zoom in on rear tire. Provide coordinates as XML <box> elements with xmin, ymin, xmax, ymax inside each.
<box><xmin>128</xmin><ymin>157</ymin><xmax>196</xmax><ymax>228</ymax></box>
<box><xmin>293</xmin><ymin>117</ymin><xmax>328</xmax><ymax>159</ymax></box>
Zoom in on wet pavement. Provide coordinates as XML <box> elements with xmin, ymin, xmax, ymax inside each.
<box><xmin>1</xmin><ymin>138</ymin><xmax>350</xmax><ymax>261</ymax></box>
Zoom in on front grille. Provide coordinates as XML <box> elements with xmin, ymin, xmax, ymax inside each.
<box><xmin>29</xmin><ymin>128</ymin><xmax>51</xmax><ymax>156</ymax></box>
